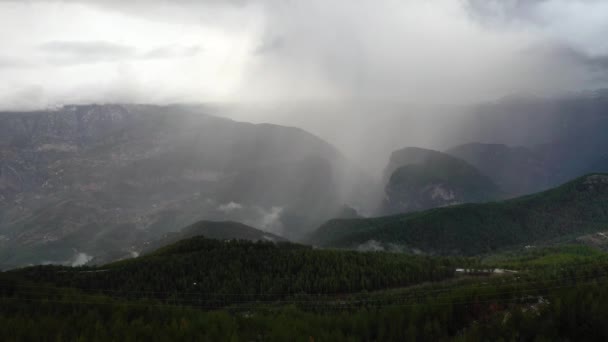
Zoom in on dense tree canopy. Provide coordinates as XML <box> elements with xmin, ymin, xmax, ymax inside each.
<box><xmin>3</xmin><ymin>245</ymin><xmax>608</xmax><ymax>340</ymax></box>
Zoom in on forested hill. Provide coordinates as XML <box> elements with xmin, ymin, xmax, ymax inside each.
<box><xmin>135</xmin><ymin>220</ymin><xmax>287</xmax><ymax>256</ymax></box>
<box><xmin>310</xmin><ymin>174</ymin><xmax>608</xmax><ymax>255</ymax></box>
<box><xmin>5</xmin><ymin>241</ymin><xmax>608</xmax><ymax>340</ymax></box>
<box><xmin>88</xmin><ymin>220</ymin><xmax>290</xmax><ymax>265</ymax></box>
<box><xmin>10</xmin><ymin>237</ymin><xmax>461</xmax><ymax>306</ymax></box>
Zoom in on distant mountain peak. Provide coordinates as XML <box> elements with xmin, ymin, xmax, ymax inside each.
<box><xmin>381</xmin><ymin>146</ymin><xmax>501</xmax><ymax>215</ymax></box>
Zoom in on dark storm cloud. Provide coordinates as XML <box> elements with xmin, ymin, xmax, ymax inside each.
<box><xmin>464</xmin><ymin>0</ymin><xmax>608</xmax><ymax>85</ymax></box>
<box><xmin>557</xmin><ymin>47</ymin><xmax>608</xmax><ymax>72</ymax></box>
<box><xmin>527</xmin><ymin>43</ymin><xmax>608</xmax><ymax>75</ymax></box>
<box><xmin>465</xmin><ymin>0</ymin><xmax>549</xmax><ymax>24</ymax></box>
<box><xmin>586</xmin><ymin>55</ymin><xmax>608</xmax><ymax>72</ymax></box>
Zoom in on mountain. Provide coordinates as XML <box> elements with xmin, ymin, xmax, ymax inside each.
<box><xmin>138</xmin><ymin>220</ymin><xmax>287</xmax><ymax>255</ymax></box>
<box><xmin>310</xmin><ymin>174</ymin><xmax>608</xmax><ymax>255</ymax></box>
<box><xmin>454</xmin><ymin>91</ymin><xmax>608</xmax><ymax>148</ymax></box>
<box><xmin>381</xmin><ymin>147</ymin><xmax>502</xmax><ymax>214</ymax></box>
<box><xmin>446</xmin><ymin>140</ymin><xmax>608</xmax><ymax>198</ymax></box>
<box><xmin>383</xmin><ymin>147</ymin><xmax>449</xmax><ymax>183</ymax></box>
<box><xmin>446</xmin><ymin>92</ymin><xmax>608</xmax><ymax>192</ymax></box>
<box><xmin>587</xmin><ymin>155</ymin><xmax>608</xmax><ymax>173</ymax></box>
<box><xmin>0</xmin><ymin>104</ymin><xmax>369</xmax><ymax>269</ymax></box>
<box><xmin>160</xmin><ymin>220</ymin><xmax>287</xmax><ymax>243</ymax></box>
<box><xmin>446</xmin><ymin>143</ymin><xmax>553</xmax><ymax>197</ymax></box>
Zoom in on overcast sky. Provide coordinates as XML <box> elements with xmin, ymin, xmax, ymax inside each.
<box><xmin>0</xmin><ymin>0</ymin><xmax>607</xmax><ymax>110</ymax></box>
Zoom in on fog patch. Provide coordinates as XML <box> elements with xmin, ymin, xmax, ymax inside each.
<box><xmin>356</xmin><ymin>240</ymin><xmax>385</xmax><ymax>252</ymax></box>
<box><xmin>70</xmin><ymin>252</ymin><xmax>93</xmax><ymax>266</ymax></box>
<box><xmin>356</xmin><ymin>240</ymin><xmax>417</xmax><ymax>254</ymax></box>
<box><xmin>246</xmin><ymin>206</ymin><xmax>284</xmax><ymax>235</ymax></box>
<box><xmin>262</xmin><ymin>234</ymin><xmax>277</xmax><ymax>242</ymax></box>
<box><xmin>217</xmin><ymin>201</ymin><xmax>243</xmax><ymax>213</ymax></box>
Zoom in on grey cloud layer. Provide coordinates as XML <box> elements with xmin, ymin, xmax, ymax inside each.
<box><xmin>0</xmin><ymin>57</ymin><xmax>31</xmax><ymax>69</ymax></box>
<box><xmin>466</xmin><ymin>0</ymin><xmax>549</xmax><ymax>24</ymax></box>
<box><xmin>39</xmin><ymin>41</ymin><xmax>203</xmax><ymax>65</ymax></box>
<box><xmin>235</xmin><ymin>0</ymin><xmax>608</xmax><ymax>103</ymax></box>
<box><xmin>2</xmin><ymin>0</ymin><xmax>608</xmax><ymax>172</ymax></box>
<box><xmin>40</xmin><ymin>41</ymin><xmax>136</xmax><ymax>63</ymax></box>
<box><xmin>0</xmin><ymin>0</ymin><xmax>607</xmax><ymax>107</ymax></box>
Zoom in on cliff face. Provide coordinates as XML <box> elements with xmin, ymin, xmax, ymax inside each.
<box><xmin>1</xmin><ymin>105</ymin><xmax>137</xmax><ymax>196</ymax></box>
<box><xmin>0</xmin><ymin>104</ymin><xmax>360</xmax><ymax>268</ymax></box>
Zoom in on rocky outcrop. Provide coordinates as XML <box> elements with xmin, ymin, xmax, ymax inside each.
<box><xmin>382</xmin><ymin>147</ymin><xmax>502</xmax><ymax>214</ymax></box>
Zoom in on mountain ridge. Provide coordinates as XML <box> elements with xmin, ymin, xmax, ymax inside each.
<box><xmin>0</xmin><ymin>104</ymin><xmax>371</xmax><ymax>268</ymax></box>
<box><xmin>310</xmin><ymin>174</ymin><xmax>608</xmax><ymax>255</ymax></box>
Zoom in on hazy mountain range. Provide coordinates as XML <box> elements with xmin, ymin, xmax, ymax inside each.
<box><xmin>2</xmin><ymin>92</ymin><xmax>608</xmax><ymax>268</ymax></box>
<box><xmin>0</xmin><ymin>104</ymin><xmax>370</xmax><ymax>268</ymax></box>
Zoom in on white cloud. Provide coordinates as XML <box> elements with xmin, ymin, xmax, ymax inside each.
<box><xmin>70</xmin><ymin>252</ymin><xmax>93</xmax><ymax>266</ymax></box>
<box><xmin>217</xmin><ymin>201</ymin><xmax>243</xmax><ymax>213</ymax></box>
<box><xmin>258</xmin><ymin>206</ymin><xmax>283</xmax><ymax>233</ymax></box>
<box><xmin>0</xmin><ymin>1</ymin><xmax>260</xmax><ymax>108</ymax></box>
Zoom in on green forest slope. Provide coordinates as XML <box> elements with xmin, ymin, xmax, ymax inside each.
<box><xmin>311</xmin><ymin>174</ymin><xmax>608</xmax><ymax>255</ymax></box>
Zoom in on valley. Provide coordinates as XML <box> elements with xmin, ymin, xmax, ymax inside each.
<box><xmin>3</xmin><ymin>1</ymin><xmax>608</xmax><ymax>339</ymax></box>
